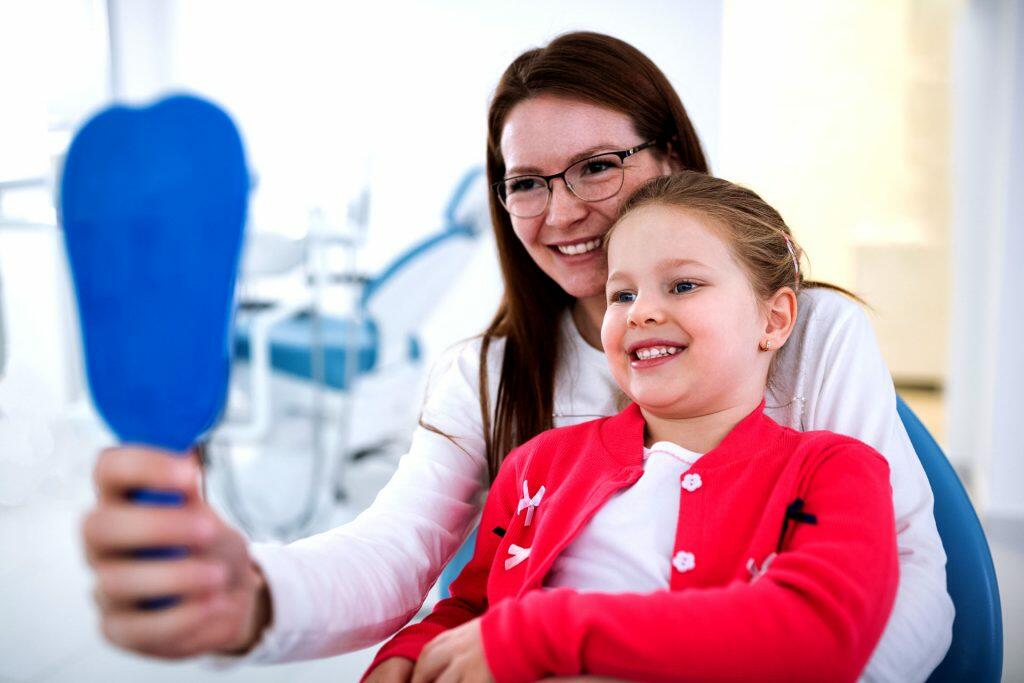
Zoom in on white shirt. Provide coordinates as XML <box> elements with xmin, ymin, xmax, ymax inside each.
<box><xmin>544</xmin><ymin>441</ymin><xmax>704</xmax><ymax>593</ymax></box>
<box><xmin>228</xmin><ymin>288</ymin><xmax>953</xmax><ymax>682</ymax></box>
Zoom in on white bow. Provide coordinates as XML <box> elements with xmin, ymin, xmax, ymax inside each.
<box><xmin>517</xmin><ymin>481</ymin><xmax>545</xmax><ymax>526</ymax></box>
<box><xmin>746</xmin><ymin>552</ymin><xmax>777</xmax><ymax>583</ymax></box>
<box><xmin>505</xmin><ymin>544</ymin><xmax>531</xmax><ymax>570</ymax></box>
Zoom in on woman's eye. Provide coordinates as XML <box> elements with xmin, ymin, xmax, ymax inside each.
<box><xmin>507</xmin><ymin>177</ymin><xmax>544</xmax><ymax>194</ymax></box>
<box><xmin>581</xmin><ymin>159</ymin><xmax>617</xmax><ymax>176</ymax></box>
<box><xmin>610</xmin><ymin>291</ymin><xmax>636</xmax><ymax>304</ymax></box>
<box><xmin>673</xmin><ymin>281</ymin><xmax>698</xmax><ymax>294</ymax></box>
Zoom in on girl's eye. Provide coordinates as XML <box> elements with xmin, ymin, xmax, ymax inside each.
<box><xmin>610</xmin><ymin>290</ymin><xmax>636</xmax><ymax>304</ymax></box>
<box><xmin>673</xmin><ymin>281</ymin><xmax>698</xmax><ymax>294</ymax></box>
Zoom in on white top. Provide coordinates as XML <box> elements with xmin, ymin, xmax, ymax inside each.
<box><xmin>544</xmin><ymin>441</ymin><xmax>704</xmax><ymax>593</ymax></box>
<box><xmin>227</xmin><ymin>288</ymin><xmax>953</xmax><ymax>683</ymax></box>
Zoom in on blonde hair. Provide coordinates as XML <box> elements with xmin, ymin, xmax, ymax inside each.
<box><xmin>607</xmin><ymin>171</ymin><xmax>861</xmax><ymax>305</ymax></box>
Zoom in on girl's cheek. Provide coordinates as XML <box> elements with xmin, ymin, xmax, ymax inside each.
<box><xmin>601</xmin><ymin>307</ymin><xmax>622</xmax><ymax>338</ymax></box>
<box><xmin>601</xmin><ymin>311</ymin><xmax>626</xmax><ymax>359</ymax></box>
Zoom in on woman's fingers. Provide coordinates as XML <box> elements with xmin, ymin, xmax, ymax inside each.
<box><xmin>98</xmin><ymin>593</ymin><xmax>233</xmax><ymax>658</ymax></box>
<box><xmin>82</xmin><ymin>505</ymin><xmax>217</xmax><ymax>562</ymax></box>
<box><xmin>93</xmin><ymin>446</ymin><xmax>201</xmax><ymax>505</ymax></box>
<box><xmin>93</xmin><ymin>557</ymin><xmax>226</xmax><ymax>606</ymax></box>
<box><xmin>82</xmin><ymin>448</ymin><xmax>267</xmax><ymax>659</ymax></box>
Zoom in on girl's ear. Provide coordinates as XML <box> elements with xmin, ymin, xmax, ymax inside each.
<box><xmin>764</xmin><ymin>287</ymin><xmax>798</xmax><ymax>349</ymax></box>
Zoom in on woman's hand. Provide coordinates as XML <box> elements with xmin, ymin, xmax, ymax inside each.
<box><xmin>82</xmin><ymin>446</ymin><xmax>271</xmax><ymax>658</ymax></box>
<box><xmin>412</xmin><ymin>619</ymin><xmax>493</xmax><ymax>683</ymax></box>
<box><xmin>365</xmin><ymin>657</ymin><xmax>415</xmax><ymax>682</ymax></box>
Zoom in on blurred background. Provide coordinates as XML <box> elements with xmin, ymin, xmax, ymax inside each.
<box><xmin>0</xmin><ymin>0</ymin><xmax>1021</xmax><ymax>680</ymax></box>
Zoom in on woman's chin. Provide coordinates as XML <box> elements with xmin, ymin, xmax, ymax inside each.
<box><xmin>548</xmin><ymin>263</ymin><xmax>608</xmax><ymax>300</ymax></box>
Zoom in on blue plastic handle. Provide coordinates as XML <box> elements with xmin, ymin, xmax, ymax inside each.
<box><xmin>61</xmin><ymin>94</ymin><xmax>249</xmax><ymax>610</ymax></box>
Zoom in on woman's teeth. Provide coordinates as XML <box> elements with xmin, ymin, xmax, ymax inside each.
<box><xmin>634</xmin><ymin>346</ymin><xmax>683</xmax><ymax>360</ymax></box>
<box><xmin>556</xmin><ymin>238</ymin><xmax>602</xmax><ymax>256</ymax></box>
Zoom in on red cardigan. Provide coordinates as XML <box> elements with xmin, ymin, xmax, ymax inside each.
<box><xmin>366</xmin><ymin>402</ymin><xmax>899</xmax><ymax>682</ymax></box>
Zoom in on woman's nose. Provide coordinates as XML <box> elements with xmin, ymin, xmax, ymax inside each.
<box><xmin>544</xmin><ymin>179</ymin><xmax>587</xmax><ymax>228</ymax></box>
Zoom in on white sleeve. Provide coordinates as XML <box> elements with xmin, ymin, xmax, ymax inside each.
<box><xmin>800</xmin><ymin>294</ymin><xmax>954</xmax><ymax>682</ymax></box>
<box><xmin>213</xmin><ymin>339</ymin><xmax>492</xmax><ymax>665</ymax></box>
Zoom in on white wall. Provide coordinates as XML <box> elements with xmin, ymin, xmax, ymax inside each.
<box><xmin>717</xmin><ymin>1</ymin><xmax>954</xmax><ymax>387</ymax></box>
<box><xmin>947</xmin><ymin>0</ymin><xmax>1024</xmax><ymax>518</ymax></box>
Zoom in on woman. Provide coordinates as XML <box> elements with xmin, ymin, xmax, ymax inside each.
<box><xmin>83</xmin><ymin>32</ymin><xmax>952</xmax><ymax>682</ymax></box>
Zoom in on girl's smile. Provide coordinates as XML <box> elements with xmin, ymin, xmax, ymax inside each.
<box><xmin>626</xmin><ymin>338</ymin><xmax>688</xmax><ymax>368</ymax></box>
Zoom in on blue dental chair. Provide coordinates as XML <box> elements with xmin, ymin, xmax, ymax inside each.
<box><xmin>439</xmin><ymin>397</ymin><xmax>1005</xmax><ymax>683</ymax></box>
<box><xmin>896</xmin><ymin>396</ymin><xmax>1003</xmax><ymax>683</ymax></box>
<box><xmin>231</xmin><ymin>167</ymin><xmax>486</xmax><ymax>422</ymax></box>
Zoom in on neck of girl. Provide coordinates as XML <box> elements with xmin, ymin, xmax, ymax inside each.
<box><xmin>641</xmin><ymin>394</ymin><xmax>764</xmax><ymax>454</ymax></box>
<box><xmin>572</xmin><ymin>294</ymin><xmax>607</xmax><ymax>350</ymax></box>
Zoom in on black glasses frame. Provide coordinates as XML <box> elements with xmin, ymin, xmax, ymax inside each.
<box><xmin>495</xmin><ymin>139</ymin><xmax>661</xmax><ymax>217</ymax></box>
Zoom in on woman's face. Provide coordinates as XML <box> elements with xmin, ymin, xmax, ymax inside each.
<box><xmin>499</xmin><ymin>95</ymin><xmax>675</xmax><ymax>299</ymax></box>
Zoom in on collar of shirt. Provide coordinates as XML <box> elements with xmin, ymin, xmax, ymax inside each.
<box><xmin>643</xmin><ymin>441</ymin><xmax>704</xmax><ymax>466</ymax></box>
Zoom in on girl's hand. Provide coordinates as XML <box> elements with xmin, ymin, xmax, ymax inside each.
<box><xmin>412</xmin><ymin>619</ymin><xmax>494</xmax><ymax>683</ymax></box>
<box><xmin>365</xmin><ymin>657</ymin><xmax>415</xmax><ymax>683</ymax></box>
<box><xmin>82</xmin><ymin>446</ymin><xmax>270</xmax><ymax>658</ymax></box>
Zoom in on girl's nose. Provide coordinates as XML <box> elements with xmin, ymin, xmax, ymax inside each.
<box><xmin>544</xmin><ymin>179</ymin><xmax>586</xmax><ymax>228</ymax></box>
<box><xmin>627</xmin><ymin>295</ymin><xmax>665</xmax><ymax>327</ymax></box>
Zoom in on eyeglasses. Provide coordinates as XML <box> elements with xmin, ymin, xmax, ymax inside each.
<box><xmin>495</xmin><ymin>139</ymin><xmax>661</xmax><ymax>218</ymax></box>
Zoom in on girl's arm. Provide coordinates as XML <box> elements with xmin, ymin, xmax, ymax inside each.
<box><xmin>794</xmin><ymin>289</ymin><xmax>953</xmax><ymax>681</ymax></box>
<box><xmin>221</xmin><ymin>341</ymin><xmax>494</xmax><ymax>665</ymax></box>
<box><xmin>361</xmin><ymin>442</ymin><xmax>524</xmax><ymax>678</ymax></box>
<box><xmin>478</xmin><ymin>444</ymin><xmax>899</xmax><ymax>683</ymax></box>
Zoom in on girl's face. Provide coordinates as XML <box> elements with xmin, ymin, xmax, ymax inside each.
<box><xmin>499</xmin><ymin>95</ymin><xmax>675</xmax><ymax>300</ymax></box>
<box><xmin>601</xmin><ymin>205</ymin><xmax>772</xmax><ymax>418</ymax></box>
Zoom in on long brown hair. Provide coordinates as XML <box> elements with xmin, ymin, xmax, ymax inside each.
<box><xmin>478</xmin><ymin>32</ymin><xmax>709</xmax><ymax>480</ymax></box>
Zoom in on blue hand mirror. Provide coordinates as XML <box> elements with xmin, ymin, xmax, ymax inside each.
<box><xmin>61</xmin><ymin>94</ymin><xmax>248</xmax><ymax>607</ymax></box>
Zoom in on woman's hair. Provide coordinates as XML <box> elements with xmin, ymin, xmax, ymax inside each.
<box><xmin>477</xmin><ymin>31</ymin><xmax>709</xmax><ymax>481</ymax></box>
<box><xmin>608</xmin><ymin>170</ymin><xmax>860</xmax><ymax>306</ymax></box>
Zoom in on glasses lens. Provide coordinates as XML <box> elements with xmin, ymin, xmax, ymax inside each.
<box><xmin>565</xmin><ymin>154</ymin><xmax>625</xmax><ymax>202</ymax></box>
<box><xmin>500</xmin><ymin>176</ymin><xmax>549</xmax><ymax>218</ymax></box>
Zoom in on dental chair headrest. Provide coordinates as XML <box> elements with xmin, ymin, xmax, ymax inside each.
<box><xmin>443</xmin><ymin>167</ymin><xmax>488</xmax><ymax>235</ymax></box>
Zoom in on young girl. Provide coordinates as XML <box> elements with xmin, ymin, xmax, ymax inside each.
<box><xmin>362</xmin><ymin>171</ymin><xmax>900</xmax><ymax>683</ymax></box>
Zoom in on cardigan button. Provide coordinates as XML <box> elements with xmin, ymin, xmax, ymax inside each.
<box><xmin>681</xmin><ymin>473</ymin><xmax>702</xmax><ymax>492</ymax></box>
<box><xmin>672</xmin><ymin>550</ymin><xmax>696</xmax><ymax>573</ymax></box>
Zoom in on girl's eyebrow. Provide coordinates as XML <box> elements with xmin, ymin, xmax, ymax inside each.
<box><xmin>505</xmin><ymin>144</ymin><xmax>621</xmax><ymax>176</ymax></box>
<box><xmin>608</xmin><ymin>257</ymin><xmax>707</xmax><ymax>282</ymax></box>
<box><xmin>659</xmin><ymin>257</ymin><xmax>708</xmax><ymax>270</ymax></box>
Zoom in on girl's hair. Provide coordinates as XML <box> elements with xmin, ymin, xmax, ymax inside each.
<box><xmin>477</xmin><ymin>31</ymin><xmax>709</xmax><ymax>481</ymax></box>
<box><xmin>608</xmin><ymin>170</ymin><xmax>860</xmax><ymax>305</ymax></box>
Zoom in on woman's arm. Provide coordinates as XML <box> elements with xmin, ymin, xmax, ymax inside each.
<box><xmin>230</xmin><ymin>340</ymin><xmax>495</xmax><ymax>664</ymax></box>
<box><xmin>478</xmin><ymin>444</ymin><xmax>899</xmax><ymax>683</ymax></box>
<box><xmin>794</xmin><ymin>289</ymin><xmax>953</xmax><ymax>681</ymax></box>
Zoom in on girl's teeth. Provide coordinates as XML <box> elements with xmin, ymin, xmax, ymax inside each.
<box><xmin>635</xmin><ymin>346</ymin><xmax>681</xmax><ymax>360</ymax></box>
<box><xmin>556</xmin><ymin>238</ymin><xmax>602</xmax><ymax>256</ymax></box>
